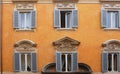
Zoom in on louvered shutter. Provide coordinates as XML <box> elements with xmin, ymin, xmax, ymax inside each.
<box><xmin>101</xmin><ymin>9</ymin><xmax>108</xmax><ymax>28</ymax></box>
<box><xmin>14</xmin><ymin>53</ymin><xmax>20</xmax><ymax>72</ymax></box>
<box><xmin>71</xmin><ymin>52</ymin><xmax>78</xmax><ymax>72</ymax></box>
<box><xmin>72</xmin><ymin>9</ymin><xmax>78</xmax><ymax>28</ymax></box>
<box><xmin>117</xmin><ymin>53</ymin><xmax>120</xmax><ymax>72</ymax></box>
<box><xmin>31</xmin><ymin>53</ymin><xmax>37</xmax><ymax>72</ymax></box>
<box><xmin>102</xmin><ymin>52</ymin><xmax>108</xmax><ymax>73</ymax></box>
<box><xmin>118</xmin><ymin>11</ymin><xmax>120</xmax><ymax>28</ymax></box>
<box><xmin>56</xmin><ymin>52</ymin><xmax>62</xmax><ymax>72</ymax></box>
<box><xmin>14</xmin><ymin>10</ymin><xmax>19</xmax><ymax>29</ymax></box>
<box><xmin>54</xmin><ymin>9</ymin><xmax>60</xmax><ymax>28</ymax></box>
<box><xmin>31</xmin><ymin>10</ymin><xmax>36</xmax><ymax>29</ymax></box>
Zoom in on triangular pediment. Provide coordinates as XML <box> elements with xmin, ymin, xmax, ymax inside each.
<box><xmin>53</xmin><ymin>37</ymin><xmax>80</xmax><ymax>45</ymax></box>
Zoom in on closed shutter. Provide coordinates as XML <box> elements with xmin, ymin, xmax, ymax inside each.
<box><xmin>117</xmin><ymin>53</ymin><xmax>120</xmax><ymax>72</ymax></box>
<box><xmin>72</xmin><ymin>9</ymin><xmax>78</xmax><ymax>28</ymax></box>
<box><xmin>31</xmin><ymin>53</ymin><xmax>37</xmax><ymax>72</ymax></box>
<box><xmin>102</xmin><ymin>52</ymin><xmax>108</xmax><ymax>73</ymax></box>
<box><xmin>101</xmin><ymin>9</ymin><xmax>108</xmax><ymax>28</ymax></box>
<box><xmin>56</xmin><ymin>52</ymin><xmax>62</xmax><ymax>72</ymax></box>
<box><xmin>54</xmin><ymin>9</ymin><xmax>60</xmax><ymax>28</ymax></box>
<box><xmin>118</xmin><ymin>11</ymin><xmax>120</xmax><ymax>28</ymax></box>
<box><xmin>31</xmin><ymin>10</ymin><xmax>36</xmax><ymax>29</ymax></box>
<box><xmin>14</xmin><ymin>10</ymin><xmax>19</xmax><ymax>29</ymax></box>
<box><xmin>14</xmin><ymin>53</ymin><xmax>20</xmax><ymax>72</ymax></box>
<box><xmin>71</xmin><ymin>52</ymin><xmax>78</xmax><ymax>72</ymax></box>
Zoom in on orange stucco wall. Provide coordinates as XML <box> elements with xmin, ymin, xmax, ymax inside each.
<box><xmin>2</xmin><ymin>3</ymin><xmax>120</xmax><ymax>73</ymax></box>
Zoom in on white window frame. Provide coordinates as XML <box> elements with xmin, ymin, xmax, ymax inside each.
<box><xmin>59</xmin><ymin>10</ymin><xmax>73</xmax><ymax>29</ymax></box>
<box><xmin>19</xmin><ymin>53</ymin><xmax>32</xmax><ymax>72</ymax></box>
<box><xmin>18</xmin><ymin>12</ymin><xmax>32</xmax><ymax>30</ymax></box>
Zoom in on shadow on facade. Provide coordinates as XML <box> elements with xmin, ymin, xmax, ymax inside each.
<box><xmin>41</xmin><ymin>63</ymin><xmax>92</xmax><ymax>74</ymax></box>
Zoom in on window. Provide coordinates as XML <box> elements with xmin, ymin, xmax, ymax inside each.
<box><xmin>101</xmin><ymin>9</ymin><xmax>120</xmax><ymax>29</ymax></box>
<box><xmin>14</xmin><ymin>40</ymin><xmax>37</xmax><ymax>72</ymax></box>
<box><xmin>14</xmin><ymin>10</ymin><xmax>36</xmax><ymax>30</ymax></box>
<box><xmin>14</xmin><ymin>52</ymin><xmax>37</xmax><ymax>72</ymax></box>
<box><xmin>56</xmin><ymin>52</ymin><xmax>78</xmax><ymax>72</ymax></box>
<box><xmin>54</xmin><ymin>9</ymin><xmax>78</xmax><ymax>29</ymax></box>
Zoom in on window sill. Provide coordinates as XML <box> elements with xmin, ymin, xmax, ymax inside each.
<box><xmin>56</xmin><ymin>28</ymin><xmax>76</xmax><ymax>31</ymax></box>
<box><xmin>15</xmin><ymin>29</ymin><xmax>35</xmax><ymax>32</ymax></box>
<box><xmin>103</xmin><ymin>28</ymin><xmax>120</xmax><ymax>31</ymax></box>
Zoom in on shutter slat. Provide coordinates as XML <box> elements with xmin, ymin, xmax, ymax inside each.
<box><xmin>31</xmin><ymin>10</ymin><xmax>36</xmax><ymax>29</ymax></box>
<box><xmin>102</xmin><ymin>52</ymin><xmax>108</xmax><ymax>73</ymax></box>
<box><xmin>101</xmin><ymin>9</ymin><xmax>108</xmax><ymax>28</ymax></box>
<box><xmin>31</xmin><ymin>53</ymin><xmax>37</xmax><ymax>72</ymax></box>
<box><xmin>71</xmin><ymin>52</ymin><xmax>78</xmax><ymax>72</ymax></box>
<box><xmin>72</xmin><ymin>9</ymin><xmax>78</xmax><ymax>28</ymax></box>
<box><xmin>56</xmin><ymin>52</ymin><xmax>62</xmax><ymax>72</ymax></box>
<box><xmin>118</xmin><ymin>53</ymin><xmax>120</xmax><ymax>72</ymax></box>
<box><xmin>14</xmin><ymin>10</ymin><xmax>19</xmax><ymax>28</ymax></box>
<box><xmin>14</xmin><ymin>53</ymin><xmax>20</xmax><ymax>72</ymax></box>
<box><xmin>54</xmin><ymin>9</ymin><xmax>60</xmax><ymax>28</ymax></box>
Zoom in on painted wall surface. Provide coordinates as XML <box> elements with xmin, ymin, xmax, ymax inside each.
<box><xmin>2</xmin><ymin>3</ymin><xmax>120</xmax><ymax>73</ymax></box>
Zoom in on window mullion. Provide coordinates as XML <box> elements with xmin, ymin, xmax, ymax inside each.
<box><xmin>25</xmin><ymin>54</ymin><xmax>28</xmax><ymax>71</ymax></box>
<box><xmin>65</xmin><ymin>54</ymin><xmax>68</xmax><ymax>72</ymax></box>
<box><xmin>112</xmin><ymin>53</ymin><xmax>114</xmax><ymax>72</ymax></box>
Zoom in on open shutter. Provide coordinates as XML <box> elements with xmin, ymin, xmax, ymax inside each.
<box><xmin>102</xmin><ymin>52</ymin><xmax>108</xmax><ymax>73</ymax></box>
<box><xmin>54</xmin><ymin>9</ymin><xmax>60</xmax><ymax>28</ymax></box>
<box><xmin>14</xmin><ymin>53</ymin><xmax>20</xmax><ymax>72</ymax></box>
<box><xmin>118</xmin><ymin>11</ymin><xmax>120</xmax><ymax>28</ymax></box>
<box><xmin>14</xmin><ymin>10</ymin><xmax>19</xmax><ymax>28</ymax></box>
<box><xmin>56</xmin><ymin>52</ymin><xmax>62</xmax><ymax>72</ymax></box>
<box><xmin>117</xmin><ymin>53</ymin><xmax>120</xmax><ymax>72</ymax></box>
<box><xmin>31</xmin><ymin>10</ymin><xmax>36</xmax><ymax>29</ymax></box>
<box><xmin>72</xmin><ymin>9</ymin><xmax>78</xmax><ymax>28</ymax></box>
<box><xmin>31</xmin><ymin>53</ymin><xmax>37</xmax><ymax>72</ymax></box>
<box><xmin>71</xmin><ymin>52</ymin><xmax>78</xmax><ymax>72</ymax></box>
<box><xmin>101</xmin><ymin>9</ymin><xmax>108</xmax><ymax>28</ymax></box>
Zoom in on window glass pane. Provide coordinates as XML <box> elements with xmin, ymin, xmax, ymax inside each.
<box><xmin>67</xmin><ymin>54</ymin><xmax>71</xmax><ymax>71</ymax></box>
<box><xmin>27</xmin><ymin>54</ymin><xmax>31</xmax><ymax>71</ymax></box>
<box><xmin>19</xmin><ymin>12</ymin><xmax>31</xmax><ymax>29</ymax></box>
<box><xmin>114</xmin><ymin>53</ymin><xmax>117</xmax><ymax>71</ymax></box>
<box><xmin>108</xmin><ymin>11</ymin><xmax>118</xmax><ymax>28</ymax></box>
<box><xmin>61</xmin><ymin>11</ymin><xmax>66</xmax><ymax>28</ymax></box>
<box><xmin>108</xmin><ymin>53</ymin><xmax>112</xmax><ymax>71</ymax></box>
<box><xmin>21</xmin><ymin>54</ymin><xmax>25</xmax><ymax>71</ymax></box>
<box><xmin>62</xmin><ymin>54</ymin><xmax>66</xmax><ymax>71</ymax></box>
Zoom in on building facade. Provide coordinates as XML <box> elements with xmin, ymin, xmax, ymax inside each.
<box><xmin>2</xmin><ymin>0</ymin><xmax>120</xmax><ymax>74</ymax></box>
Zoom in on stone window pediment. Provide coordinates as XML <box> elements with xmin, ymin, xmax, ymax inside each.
<box><xmin>53</xmin><ymin>0</ymin><xmax>78</xmax><ymax>3</ymax></box>
<box><xmin>53</xmin><ymin>37</ymin><xmax>80</xmax><ymax>51</ymax></box>
<box><xmin>14</xmin><ymin>39</ymin><xmax>37</xmax><ymax>52</ymax></box>
<box><xmin>102</xmin><ymin>39</ymin><xmax>120</xmax><ymax>51</ymax></box>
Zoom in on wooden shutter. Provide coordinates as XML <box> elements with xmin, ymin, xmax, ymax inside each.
<box><xmin>14</xmin><ymin>53</ymin><xmax>20</xmax><ymax>72</ymax></box>
<box><xmin>31</xmin><ymin>10</ymin><xmax>36</xmax><ymax>29</ymax></box>
<box><xmin>101</xmin><ymin>9</ymin><xmax>108</xmax><ymax>28</ymax></box>
<box><xmin>54</xmin><ymin>9</ymin><xmax>60</xmax><ymax>28</ymax></box>
<box><xmin>14</xmin><ymin>10</ymin><xmax>19</xmax><ymax>29</ymax></box>
<box><xmin>31</xmin><ymin>53</ymin><xmax>37</xmax><ymax>72</ymax></box>
<box><xmin>102</xmin><ymin>52</ymin><xmax>108</xmax><ymax>73</ymax></box>
<box><xmin>117</xmin><ymin>53</ymin><xmax>120</xmax><ymax>72</ymax></box>
<box><xmin>71</xmin><ymin>52</ymin><xmax>78</xmax><ymax>72</ymax></box>
<box><xmin>72</xmin><ymin>9</ymin><xmax>78</xmax><ymax>28</ymax></box>
<box><xmin>56</xmin><ymin>52</ymin><xmax>62</xmax><ymax>72</ymax></box>
<box><xmin>118</xmin><ymin>11</ymin><xmax>120</xmax><ymax>28</ymax></box>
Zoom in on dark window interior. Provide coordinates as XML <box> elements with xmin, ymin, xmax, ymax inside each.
<box><xmin>60</xmin><ymin>11</ymin><xmax>71</xmax><ymax>28</ymax></box>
